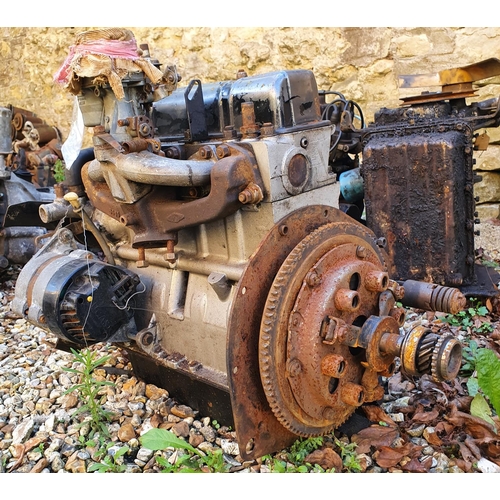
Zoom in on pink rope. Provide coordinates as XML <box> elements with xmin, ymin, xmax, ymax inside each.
<box><xmin>54</xmin><ymin>38</ymin><xmax>140</xmax><ymax>85</ymax></box>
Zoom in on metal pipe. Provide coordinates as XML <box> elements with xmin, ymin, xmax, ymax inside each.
<box><xmin>87</xmin><ymin>150</ymin><xmax>215</xmax><ymax>187</ymax></box>
<box><xmin>114</xmin><ymin>244</ymin><xmax>245</xmax><ymax>282</ymax></box>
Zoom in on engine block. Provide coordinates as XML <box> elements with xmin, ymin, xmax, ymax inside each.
<box><xmin>16</xmin><ymin>29</ymin><xmax>500</xmax><ymax>459</ymax></box>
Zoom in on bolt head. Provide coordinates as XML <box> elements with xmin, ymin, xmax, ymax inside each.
<box><xmin>306</xmin><ymin>270</ymin><xmax>321</xmax><ymax>287</ymax></box>
<box><xmin>287</xmin><ymin>358</ymin><xmax>302</xmax><ymax>377</ymax></box>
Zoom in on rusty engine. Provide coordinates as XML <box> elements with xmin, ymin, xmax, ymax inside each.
<box><xmin>0</xmin><ymin>106</ymin><xmax>60</xmax><ymax>267</ymax></box>
<box><xmin>11</xmin><ymin>29</ymin><xmax>500</xmax><ymax>459</ymax></box>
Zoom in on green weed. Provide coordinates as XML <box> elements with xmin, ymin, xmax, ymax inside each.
<box><xmin>335</xmin><ymin>438</ymin><xmax>363</xmax><ymax>472</ymax></box>
<box><xmin>462</xmin><ymin>344</ymin><xmax>500</xmax><ymax>429</ymax></box>
<box><xmin>140</xmin><ymin>428</ymin><xmax>230</xmax><ymax>473</ymax></box>
<box><xmin>63</xmin><ymin>348</ymin><xmax>115</xmax><ymax>438</ymax></box>
<box><xmin>88</xmin><ymin>445</ymin><xmax>129</xmax><ymax>473</ymax></box>
<box><xmin>441</xmin><ymin>298</ymin><xmax>493</xmax><ymax>335</ymax></box>
<box><xmin>53</xmin><ymin>159</ymin><xmax>65</xmax><ymax>183</ymax></box>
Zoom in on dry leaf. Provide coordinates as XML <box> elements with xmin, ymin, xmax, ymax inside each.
<box><xmin>362</xmin><ymin>405</ymin><xmax>398</xmax><ymax>427</ymax></box>
<box><xmin>464</xmin><ymin>437</ymin><xmax>482</xmax><ymax>461</ymax></box>
<box><xmin>305</xmin><ymin>448</ymin><xmax>343</xmax><ymax>471</ymax></box>
<box><xmin>446</xmin><ymin>405</ymin><xmax>497</xmax><ymax>439</ymax></box>
<box><xmin>412</xmin><ymin>408</ymin><xmax>440</xmax><ymax>424</ymax></box>
<box><xmin>373</xmin><ymin>446</ymin><xmax>406</xmax><ymax>468</ymax></box>
<box><xmin>458</xmin><ymin>441</ymin><xmax>477</xmax><ymax>470</ymax></box>
<box><xmin>455</xmin><ymin>458</ymin><xmax>473</xmax><ymax>473</ymax></box>
<box><xmin>401</xmin><ymin>456</ymin><xmax>431</xmax><ymax>473</ymax></box>
<box><xmin>351</xmin><ymin>425</ymin><xmax>399</xmax><ymax>454</ymax></box>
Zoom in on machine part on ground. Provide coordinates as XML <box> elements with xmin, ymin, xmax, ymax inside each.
<box><xmin>12</xmin><ymin>29</ymin><xmax>475</xmax><ymax>460</ymax></box>
<box><xmin>361</xmin><ymin>58</ymin><xmax>500</xmax><ymax>297</ymax></box>
<box><xmin>0</xmin><ymin>107</ymin><xmax>56</xmax><ymax>265</ymax></box>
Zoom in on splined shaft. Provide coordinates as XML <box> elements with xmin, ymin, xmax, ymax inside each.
<box><xmin>401</xmin><ymin>280</ymin><xmax>466</xmax><ymax>315</ymax></box>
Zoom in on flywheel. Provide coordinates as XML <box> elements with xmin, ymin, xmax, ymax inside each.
<box><xmin>259</xmin><ymin>219</ymin><xmax>390</xmax><ymax>436</ymax></box>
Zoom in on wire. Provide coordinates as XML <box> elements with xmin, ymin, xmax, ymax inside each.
<box><xmin>113</xmin><ymin>280</ymin><xmax>147</xmax><ymax>310</ymax></box>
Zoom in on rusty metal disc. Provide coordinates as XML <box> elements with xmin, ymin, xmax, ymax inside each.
<box><xmin>259</xmin><ymin>219</ymin><xmax>387</xmax><ymax>436</ymax></box>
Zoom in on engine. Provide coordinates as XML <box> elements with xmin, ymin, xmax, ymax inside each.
<box><xmin>14</xmin><ymin>28</ymin><xmax>493</xmax><ymax>460</ymax></box>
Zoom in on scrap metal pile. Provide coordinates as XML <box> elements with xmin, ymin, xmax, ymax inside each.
<box><xmin>9</xmin><ymin>28</ymin><xmax>500</xmax><ymax>459</ymax></box>
<box><xmin>0</xmin><ymin>106</ymin><xmax>60</xmax><ymax>267</ymax></box>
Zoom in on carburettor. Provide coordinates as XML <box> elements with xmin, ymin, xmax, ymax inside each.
<box><xmin>13</xmin><ymin>29</ymin><xmax>465</xmax><ymax>459</ymax></box>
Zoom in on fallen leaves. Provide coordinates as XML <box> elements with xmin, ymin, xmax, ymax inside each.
<box><xmin>362</xmin><ymin>405</ymin><xmax>398</xmax><ymax>427</ymax></box>
<box><xmin>351</xmin><ymin>425</ymin><xmax>400</xmax><ymax>454</ymax></box>
<box><xmin>305</xmin><ymin>448</ymin><xmax>343</xmax><ymax>471</ymax></box>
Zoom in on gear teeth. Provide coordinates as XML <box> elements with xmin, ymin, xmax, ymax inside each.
<box><xmin>258</xmin><ymin>221</ymin><xmax>386</xmax><ymax>436</ymax></box>
<box><xmin>431</xmin><ymin>335</ymin><xmax>448</xmax><ymax>382</ymax></box>
<box><xmin>416</xmin><ymin>333</ymin><xmax>439</xmax><ymax>373</ymax></box>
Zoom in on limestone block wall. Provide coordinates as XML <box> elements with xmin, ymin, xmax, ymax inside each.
<box><xmin>1</xmin><ymin>27</ymin><xmax>500</xmax><ymax>218</ymax></box>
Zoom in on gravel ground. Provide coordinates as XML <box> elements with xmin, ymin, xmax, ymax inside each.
<box><xmin>1</xmin><ymin>223</ymin><xmax>500</xmax><ymax>474</ymax></box>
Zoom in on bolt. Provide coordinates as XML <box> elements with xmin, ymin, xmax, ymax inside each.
<box><xmin>166</xmin><ymin>147</ymin><xmax>180</xmax><ymax>159</ymax></box>
<box><xmin>334</xmin><ymin>289</ymin><xmax>360</xmax><ymax>312</ymax></box>
<box><xmin>238</xmin><ymin>183</ymin><xmax>263</xmax><ymax>204</ymax></box>
<box><xmin>341</xmin><ymin>382</ymin><xmax>365</xmax><ymax>407</ymax></box>
<box><xmin>365</xmin><ymin>270</ymin><xmax>389</xmax><ymax>292</ymax></box>
<box><xmin>321</xmin><ymin>354</ymin><xmax>346</xmax><ymax>378</ymax></box>
<box><xmin>322</xmin><ymin>407</ymin><xmax>336</xmax><ymax>421</ymax></box>
<box><xmin>165</xmin><ymin>240</ymin><xmax>176</xmax><ymax>264</ymax></box>
<box><xmin>58</xmin><ymin>228</ymin><xmax>74</xmax><ymax>244</ymax></box>
<box><xmin>287</xmin><ymin>358</ymin><xmax>302</xmax><ymax>377</ymax></box>
<box><xmin>142</xmin><ymin>331</ymin><xmax>154</xmax><ymax>346</ymax></box>
<box><xmin>306</xmin><ymin>270</ymin><xmax>322</xmax><ymax>287</ymax></box>
<box><xmin>216</xmin><ymin>144</ymin><xmax>231</xmax><ymax>159</ymax></box>
<box><xmin>199</xmin><ymin>146</ymin><xmax>212</xmax><ymax>159</ymax></box>
<box><xmin>300</xmin><ymin>137</ymin><xmax>308</xmax><ymax>148</ymax></box>
<box><xmin>356</xmin><ymin>245</ymin><xmax>367</xmax><ymax>259</ymax></box>
<box><xmin>118</xmin><ymin>119</ymin><xmax>130</xmax><ymax>127</ymax></box>
<box><xmin>278</xmin><ymin>225</ymin><xmax>289</xmax><ymax>236</ymax></box>
<box><xmin>139</xmin><ymin>123</ymin><xmax>151</xmax><ymax>136</ymax></box>
<box><xmin>224</xmin><ymin>126</ymin><xmax>237</xmax><ymax>139</ymax></box>
<box><xmin>137</xmin><ymin>247</ymin><xmax>149</xmax><ymax>268</ymax></box>
<box><xmin>260</xmin><ymin>122</ymin><xmax>275</xmax><ymax>136</ymax></box>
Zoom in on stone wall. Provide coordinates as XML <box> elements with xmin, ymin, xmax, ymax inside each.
<box><xmin>1</xmin><ymin>27</ymin><xmax>500</xmax><ymax>218</ymax></box>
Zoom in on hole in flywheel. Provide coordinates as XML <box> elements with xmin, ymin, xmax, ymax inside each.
<box><xmin>328</xmin><ymin>377</ymin><xmax>339</xmax><ymax>394</ymax></box>
<box><xmin>351</xmin><ymin>295</ymin><xmax>359</xmax><ymax>308</ymax></box>
<box><xmin>349</xmin><ymin>346</ymin><xmax>364</xmax><ymax>356</ymax></box>
<box><xmin>353</xmin><ymin>315</ymin><xmax>367</xmax><ymax>327</ymax></box>
<box><xmin>349</xmin><ymin>272</ymin><xmax>361</xmax><ymax>291</ymax></box>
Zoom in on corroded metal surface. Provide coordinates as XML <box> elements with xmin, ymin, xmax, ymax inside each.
<box><xmin>259</xmin><ymin>221</ymin><xmax>388</xmax><ymax>436</ymax></box>
<box><xmin>362</xmin><ymin>122</ymin><xmax>475</xmax><ymax>287</ymax></box>
<box><xmin>401</xmin><ymin>279</ymin><xmax>467</xmax><ymax>315</ymax></box>
<box><xmin>227</xmin><ymin>206</ymin><xmax>356</xmax><ymax>461</ymax></box>
<box><xmin>82</xmin><ymin>142</ymin><xmax>264</xmax><ymax>248</ymax></box>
